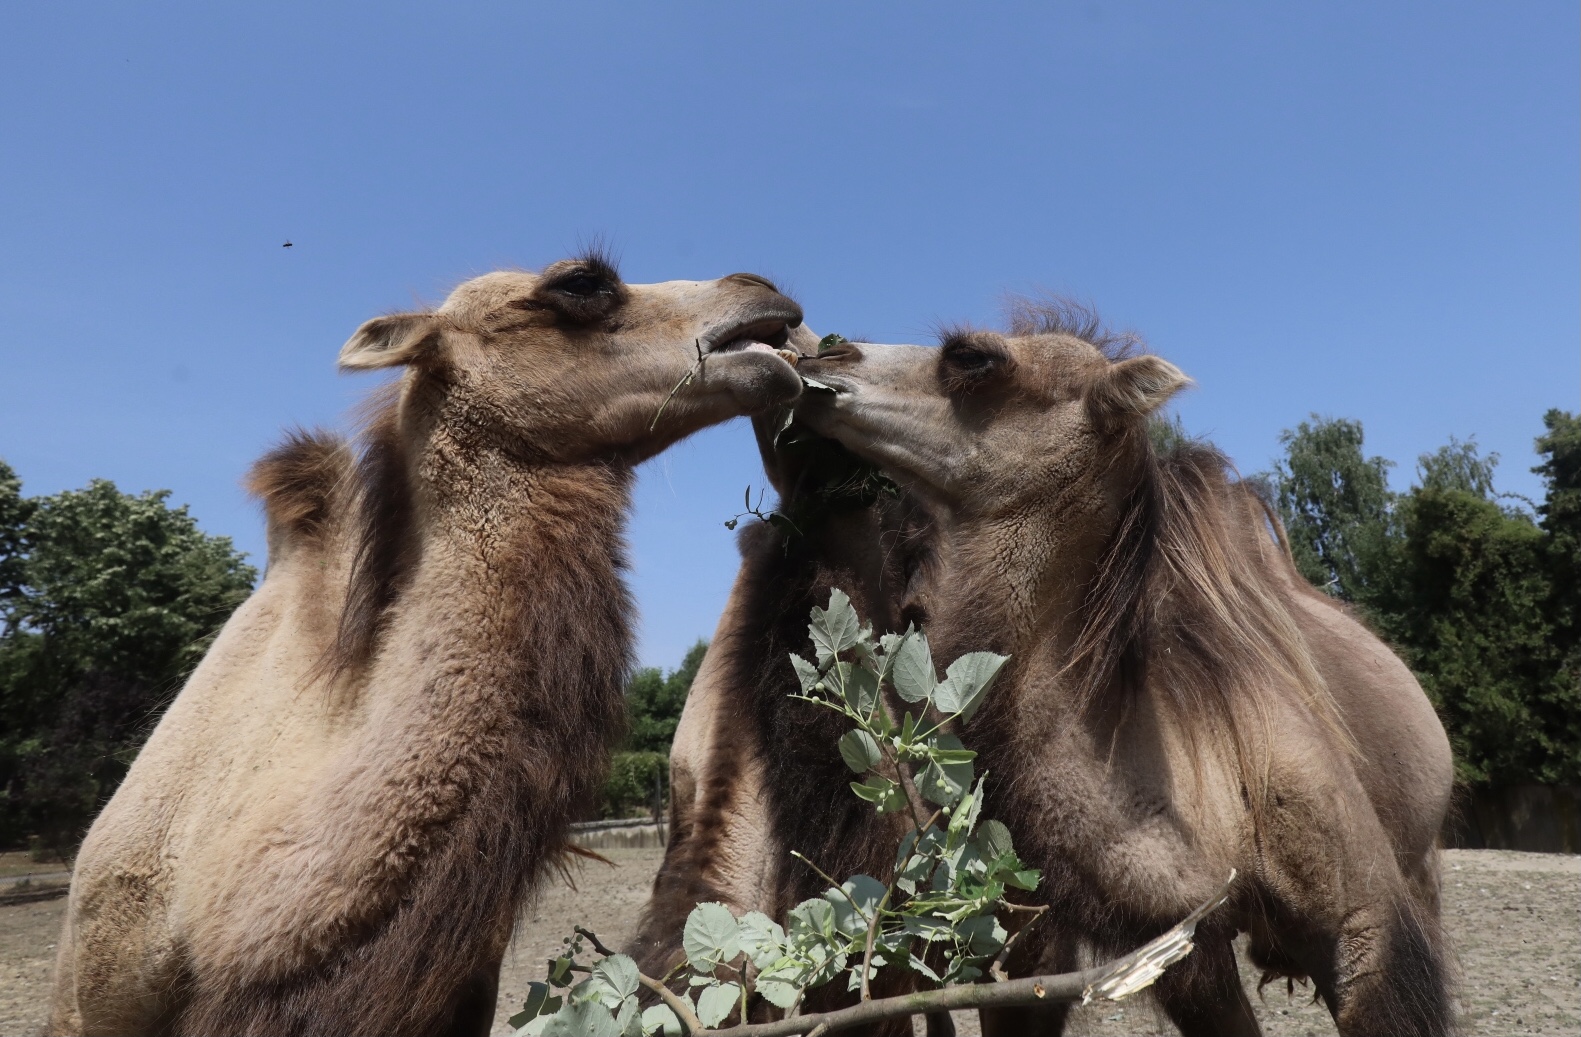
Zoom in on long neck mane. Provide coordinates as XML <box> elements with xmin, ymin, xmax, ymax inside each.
<box><xmin>941</xmin><ymin>433</ymin><xmax>1346</xmax><ymax>788</ymax></box>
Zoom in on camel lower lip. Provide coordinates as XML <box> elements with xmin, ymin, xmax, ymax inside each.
<box><xmin>711</xmin><ymin>339</ymin><xmax>798</xmax><ymax>364</ymax></box>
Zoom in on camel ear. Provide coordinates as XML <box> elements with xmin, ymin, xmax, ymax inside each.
<box><xmin>339</xmin><ymin>314</ymin><xmax>442</xmax><ymax>371</ymax></box>
<box><xmin>1087</xmin><ymin>355</ymin><xmax>1191</xmax><ymax>422</ymax></box>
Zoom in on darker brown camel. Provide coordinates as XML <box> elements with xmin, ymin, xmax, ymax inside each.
<box><xmin>626</xmin><ymin>411</ymin><xmax>931</xmax><ymax>1035</ymax></box>
<box><xmin>793</xmin><ymin>302</ymin><xmax>1457</xmax><ymax>1036</ymax></box>
<box><xmin>50</xmin><ymin>253</ymin><xmax>806</xmax><ymax>1037</ymax></box>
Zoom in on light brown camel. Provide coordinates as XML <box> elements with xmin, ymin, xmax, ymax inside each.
<box><xmin>792</xmin><ymin>304</ymin><xmax>1456</xmax><ymax>1037</ymax></box>
<box><xmin>48</xmin><ymin>253</ymin><xmax>807</xmax><ymax>1037</ymax></box>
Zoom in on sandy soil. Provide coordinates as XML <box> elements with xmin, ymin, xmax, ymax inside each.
<box><xmin>2</xmin><ymin>848</ymin><xmax>1574</xmax><ymax>1036</ymax></box>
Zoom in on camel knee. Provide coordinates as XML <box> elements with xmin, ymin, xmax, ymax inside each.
<box><xmin>1331</xmin><ymin>902</ymin><xmax>1454</xmax><ymax>1037</ymax></box>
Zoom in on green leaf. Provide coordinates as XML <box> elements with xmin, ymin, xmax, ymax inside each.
<box><xmin>548</xmin><ymin>955</ymin><xmax>575</xmax><ymax>987</ymax></box>
<box><xmin>816</xmin><ymin>333</ymin><xmax>847</xmax><ymax>355</ymax></box>
<box><xmin>542</xmin><ymin>999</ymin><xmax>621</xmax><ymax>1037</ymax></box>
<box><xmin>958</xmin><ymin>915</ymin><xmax>1008</xmax><ymax>956</ymax></box>
<box><xmin>790</xmin><ymin>654</ymin><xmax>823</xmax><ymax>694</ymax></box>
<box><xmin>907</xmin><ymin>953</ymin><xmax>943</xmax><ymax>982</ymax></box>
<box><xmin>755</xmin><ymin>963</ymin><xmax>802</xmax><ymax>1009</ymax></box>
<box><xmin>843</xmin><ymin>663</ymin><xmax>880</xmax><ymax>714</ymax></box>
<box><xmin>695</xmin><ymin>982</ymin><xmax>741</xmax><ymax>1028</ymax></box>
<box><xmin>977</xmin><ymin>819</ymin><xmax>1014</xmax><ymax>861</ymax></box>
<box><xmin>1005</xmin><ymin>868</ymin><xmax>1041</xmax><ymax>891</ymax></box>
<box><xmin>838</xmin><ymin>730</ymin><xmax>882</xmax><ymax>773</ymax></box>
<box><xmin>810</xmin><ymin>588</ymin><xmax>862</xmax><ymax>665</ymax></box>
<box><xmin>788</xmin><ymin>897</ymin><xmax>836</xmax><ymax>941</ymax></box>
<box><xmin>640</xmin><ymin>1004</ymin><xmax>680</xmax><ymax>1037</ymax></box>
<box><xmin>738</xmin><ymin>911</ymin><xmax>786</xmax><ymax>969</ymax></box>
<box><xmin>931</xmin><ymin>652</ymin><xmax>1009</xmax><ymax>719</ymax></box>
<box><xmin>615</xmin><ymin>997</ymin><xmax>642</xmax><ymax>1037</ymax></box>
<box><xmin>801</xmin><ymin>375</ymin><xmax>838</xmax><ymax>393</ymax></box>
<box><xmin>683</xmin><ymin>903</ymin><xmax>741</xmax><ymax>967</ymax></box>
<box><xmin>849</xmin><ymin>774</ymin><xmax>907</xmax><ymax>814</ymax></box>
<box><xmin>508</xmin><ymin>982</ymin><xmax>562</xmax><ymax>1028</ymax></box>
<box><xmin>901</xmin><ymin>914</ymin><xmax>954</xmax><ymax>942</ymax></box>
<box><xmin>889</xmin><ymin>629</ymin><xmax>937</xmax><ymax>703</ymax></box>
<box><xmin>918</xmin><ymin>735</ymin><xmax>975</xmax><ymax>806</ymax></box>
<box><xmin>586</xmin><ymin>954</ymin><xmax>639</xmax><ymax>1009</ymax></box>
<box><xmin>824</xmin><ymin>874</ymin><xmax>887</xmax><ymax>937</ymax></box>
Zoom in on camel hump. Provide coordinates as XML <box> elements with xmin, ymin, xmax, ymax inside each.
<box><xmin>245</xmin><ymin>429</ymin><xmax>352</xmax><ymax>550</ymax></box>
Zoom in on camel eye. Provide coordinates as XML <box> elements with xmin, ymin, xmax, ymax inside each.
<box><xmin>939</xmin><ymin>336</ymin><xmax>1012</xmax><ymax>395</ymax></box>
<box><xmin>550</xmin><ymin>272</ymin><xmax>604</xmax><ymax>297</ymax></box>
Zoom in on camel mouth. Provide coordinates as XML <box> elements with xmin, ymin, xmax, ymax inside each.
<box><xmin>707</xmin><ymin>318</ymin><xmax>794</xmax><ymax>358</ymax></box>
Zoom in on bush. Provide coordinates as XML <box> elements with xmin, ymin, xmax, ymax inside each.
<box><xmin>597</xmin><ymin>750</ymin><xmax>667</xmax><ymax>820</ymax></box>
<box><xmin>0</xmin><ymin>461</ymin><xmax>256</xmax><ymax>851</ymax></box>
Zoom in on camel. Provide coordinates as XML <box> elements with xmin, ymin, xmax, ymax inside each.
<box><xmin>625</xmin><ymin>410</ymin><xmax>927</xmax><ymax>1032</ymax></box>
<box><xmin>48</xmin><ymin>253</ymin><xmax>809</xmax><ymax>1037</ymax></box>
<box><xmin>792</xmin><ymin>302</ymin><xmax>1456</xmax><ymax>1036</ymax></box>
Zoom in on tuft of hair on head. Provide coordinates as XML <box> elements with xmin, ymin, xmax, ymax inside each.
<box><xmin>1002</xmin><ymin>294</ymin><xmax>1143</xmax><ymax>358</ymax></box>
<box><xmin>245</xmin><ymin>429</ymin><xmax>352</xmax><ymax>546</ymax></box>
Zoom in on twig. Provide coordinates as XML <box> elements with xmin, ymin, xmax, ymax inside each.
<box><xmin>575</xmin><ymin>926</ymin><xmax>705</xmax><ymax>1035</ymax></box>
<box><xmin>650</xmin><ymin>339</ymin><xmax>706</xmax><ymax>432</ymax></box>
<box><xmin>989</xmin><ymin>904</ymin><xmax>1048</xmax><ymax>982</ymax></box>
<box><xmin>857</xmin><ymin>885</ymin><xmax>894</xmax><ymax>1001</ymax></box>
<box><xmin>572</xmin><ymin>925</ymin><xmax>617</xmax><ymax>956</ymax></box>
<box><xmin>643</xmin><ymin>972</ymin><xmax>708</xmax><ymax>1037</ymax></box>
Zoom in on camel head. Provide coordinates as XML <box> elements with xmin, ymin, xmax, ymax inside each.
<box><xmin>338</xmin><ymin>252</ymin><xmax>806</xmax><ymax>462</ymax></box>
<box><xmin>793</xmin><ymin>305</ymin><xmax>1191</xmax><ymax>518</ymax></box>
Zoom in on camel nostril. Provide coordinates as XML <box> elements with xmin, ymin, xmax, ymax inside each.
<box><xmin>723</xmin><ymin>272</ymin><xmax>780</xmax><ymax>294</ymax></box>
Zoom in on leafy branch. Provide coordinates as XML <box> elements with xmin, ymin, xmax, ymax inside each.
<box><xmin>511</xmin><ymin>590</ymin><xmax>1233</xmax><ymax>1036</ymax></box>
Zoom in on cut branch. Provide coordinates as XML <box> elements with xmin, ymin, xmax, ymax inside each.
<box><xmin>685</xmin><ymin>872</ymin><xmax>1234</xmax><ymax>1037</ymax></box>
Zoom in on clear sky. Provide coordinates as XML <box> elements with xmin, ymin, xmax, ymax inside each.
<box><xmin>2</xmin><ymin>3</ymin><xmax>1576</xmax><ymax>668</ymax></box>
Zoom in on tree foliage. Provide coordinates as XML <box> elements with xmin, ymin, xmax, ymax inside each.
<box><xmin>1268</xmin><ymin>416</ymin><xmax>1394</xmax><ymax>601</ymax></box>
<box><xmin>1264</xmin><ymin>414</ymin><xmax>1581</xmax><ymax>787</ymax></box>
<box><xmin>0</xmin><ymin>461</ymin><xmax>256</xmax><ymax>849</ymax></box>
<box><xmin>625</xmin><ymin>641</ymin><xmax>707</xmax><ymax>756</ymax></box>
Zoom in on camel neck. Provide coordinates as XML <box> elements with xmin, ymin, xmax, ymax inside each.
<box><xmin>923</xmin><ymin>510</ymin><xmax>1102</xmax><ymax>669</ymax></box>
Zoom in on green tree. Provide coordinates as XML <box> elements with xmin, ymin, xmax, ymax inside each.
<box><xmin>1267</xmin><ymin>418</ymin><xmax>1581</xmax><ymax>787</ymax></box>
<box><xmin>624</xmin><ymin>639</ymin><xmax>706</xmax><ymax>755</ymax></box>
<box><xmin>1535</xmin><ymin>410</ymin><xmax>1581</xmax><ymax>708</ymax></box>
<box><xmin>596</xmin><ymin>640</ymin><xmax>707</xmax><ymax>817</ymax></box>
<box><xmin>1370</xmin><ymin>470</ymin><xmax>1573</xmax><ymax>785</ymax></box>
<box><xmin>1266</xmin><ymin>416</ymin><xmax>1395</xmax><ymax>602</ymax></box>
<box><xmin>0</xmin><ymin>464</ymin><xmax>256</xmax><ymax>850</ymax></box>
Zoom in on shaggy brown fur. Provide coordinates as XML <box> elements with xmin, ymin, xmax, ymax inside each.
<box><xmin>626</xmin><ymin>416</ymin><xmax>932</xmax><ymax>1033</ymax></box>
<box><xmin>795</xmin><ymin>306</ymin><xmax>1456</xmax><ymax>1037</ymax></box>
<box><xmin>50</xmin><ymin>258</ymin><xmax>806</xmax><ymax>1037</ymax></box>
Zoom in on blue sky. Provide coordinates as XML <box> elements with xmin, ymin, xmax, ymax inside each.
<box><xmin>2</xmin><ymin>3</ymin><xmax>1576</xmax><ymax>668</ymax></box>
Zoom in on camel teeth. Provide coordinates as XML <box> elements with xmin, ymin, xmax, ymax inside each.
<box><xmin>776</xmin><ymin>349</ymin><xmax>800</xmax><ymax>367</ymax></box>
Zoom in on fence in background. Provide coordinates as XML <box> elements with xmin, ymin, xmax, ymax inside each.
<box><xmin>1444</xmin><ymin>784</ymin><xmax>1579</xmax><ymax>854</ymax></box>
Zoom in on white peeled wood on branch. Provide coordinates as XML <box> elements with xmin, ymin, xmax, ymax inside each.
<box><xmin>698</xmin><ymin>871</ymin><xmax>1238</xmax><ymax>1037</ymax></box>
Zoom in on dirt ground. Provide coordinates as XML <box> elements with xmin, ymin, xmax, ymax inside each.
<box><xmin>2</xmin><ymin>848</ymin><xmax>1574</xmax><ymax>1036</ymax></box>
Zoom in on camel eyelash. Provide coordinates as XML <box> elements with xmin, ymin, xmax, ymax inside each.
<box><xmin>939</xmin><ymin>336</ymin><xmax>1011</xmax><ymax>393</ymax></box>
